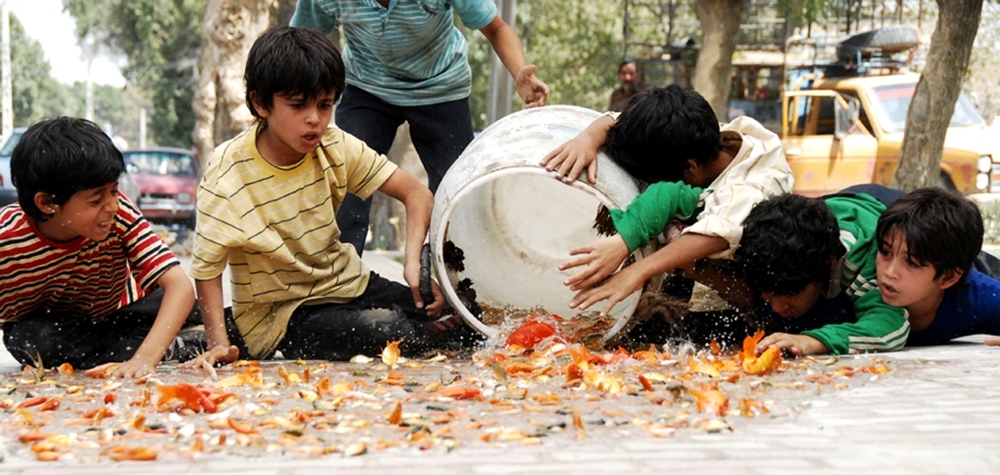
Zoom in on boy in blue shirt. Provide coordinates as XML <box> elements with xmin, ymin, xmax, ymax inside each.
<box><xmin>875</xmin><ymin>187</ymin><xmax>1000</xmax><ymax>346</ymax></box>
<box><xmin>291</xmin><ymin>0</ymin><xmax>549</xmax><ymax>255</ymax></box>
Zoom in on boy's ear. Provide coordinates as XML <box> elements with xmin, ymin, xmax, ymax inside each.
<box><xmin>937</xmin><ymin>268</ymin><xmax>963</xmax><ymax>290</ymax></box>
<box><xmin>249</xmin><ymin>92</ymin><xmax>268</xmax><ymax>118</ymax></box>
<box><xmin>33</xmin><ymin>192</ymin><xmax>54</xmax><ymax>214</ymax></box>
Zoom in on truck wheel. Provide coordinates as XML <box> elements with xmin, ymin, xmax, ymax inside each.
<box><xmin>938</xmin><ymin>172</ymin><xmax>956</xmax><ymax>191</ymax></box>
<box><xmin>837</xmin><ymin>26</ymin><xmax>920</xmax><ymax>63</ymax></box>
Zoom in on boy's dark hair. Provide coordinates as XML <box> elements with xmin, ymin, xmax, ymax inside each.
<box><xmin>736</xmin><ymin>194</ymin><xmax>845</xmax><ymax>295</ymax></box>
<box><xmin>876</xmin><ymin>187</ymin><xmax>983</xmax><ymax>284</ymax></box>
<box><xmin>245</xmin><ymin>26</ymin><xmax>346</xmax><ymax>119</ymax></box>
<box><xmin>604</xmin><ymin>84</ymin><xmax>722</xmax><ymax>184</ymax></box>
<box><xmin>11</xmin><ymin>117</ymin><xmax>125</xmax><ymax>222</ymax></box>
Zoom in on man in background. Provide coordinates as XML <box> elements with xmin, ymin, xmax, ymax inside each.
<box><xmin>608</xmin><ymin>60</ymin><xmax>646</xmax><ymax>112</ymax></box>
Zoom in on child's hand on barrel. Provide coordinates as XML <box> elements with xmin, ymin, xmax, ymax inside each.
<box><xmin>560</xmin><ymin>235</ymin><xmax>630</xmax><ymax>291</ymax></box>
<box><xmin>541</xmin><ymin>136</ymin><xmax>600</xmax><ymax>184</ymax></box>
<box><xmin>568</xmin><ymin>265</ymin><xmax>646</xmax><ymax>317</ymax></box>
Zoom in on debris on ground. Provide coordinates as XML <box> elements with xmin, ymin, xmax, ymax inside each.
<box><xmin>0</xmin><ymin>329</ymin><xmax>891</xmax><ymax>463</ymax></box>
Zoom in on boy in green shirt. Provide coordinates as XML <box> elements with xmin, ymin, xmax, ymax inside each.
<box><xmin>736</xmin><ymin>186</ymin><xmax>908</xmax><ymax>355</ymax></box>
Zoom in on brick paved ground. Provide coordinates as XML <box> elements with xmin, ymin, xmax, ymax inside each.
<box><xmin>0</xmin><ymin>252</ymin><xmax>997</xmax><ymax>474</ymax></box>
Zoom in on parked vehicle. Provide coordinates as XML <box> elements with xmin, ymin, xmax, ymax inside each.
<box><xmin>123</xmin><ymin>147</ymin><xmax>199</xmax><ymax>227</ymax></box>
<box><xmin>782</xmin><ymin>72</ymin><xmax>997</xmax><ymax>196</ymax></box>
<box><xmin>779</xmin><ymin>27</ymin><xmax>999</xmax><ymax>196</ymax></box>
<box><xmin>0</xmin><ymin>127</ymin><xmax>140</xmax><ymax>208</ymax></box>
<box><xmin>0</xmin><ymin>128</ymin><xmax>26</xmax><ymax>207</ymax></box>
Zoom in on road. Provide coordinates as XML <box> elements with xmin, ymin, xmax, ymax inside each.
<box><xmin>0</xmin><ymin>251</ymin><xmax>997</xmax><ymax>473</ymax></box>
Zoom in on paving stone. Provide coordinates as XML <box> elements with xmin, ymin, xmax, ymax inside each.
<box><xmin>1</xmin><ymin>252</ymin><xmax>999</xmax><ymax>473</ymax></box>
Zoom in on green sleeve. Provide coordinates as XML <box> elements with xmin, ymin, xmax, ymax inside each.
<box><xmin>801</xmin><ymin>289</ymin><xmax>909</xmax><ymax>355</ymax></box>
<box><xmin>609</xmin><ymin>181</ymin><xmax>703</xmax><ymax>252</ymax></box>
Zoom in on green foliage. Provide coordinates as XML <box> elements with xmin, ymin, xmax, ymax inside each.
<box><xmin>1</xmin><ymin>13</ymin><xmax>141</xmax><ymax>143</ymax></box>
<box><xmin>61</xmin><ymin>83</ymin><xmax>146</xmax><ymax>147</ymax></box>
<box><xmin>4</xmin><ymin>15</ymin><xmax>66</xmax><ymax>126</ymax></box>
<box><xmin>64</xmin><ymin>0</ymin><xmax>205</xmax><ymax>146</ymax></box>
<box><xmin>464</xmin><ymin>0</ymin><xmax>625</xmax><ymax>130</ymax></box>
<box><xmin>776</xmin><ymin>0</ymin><xmax>828</xmax><ymax>30</ymax></box>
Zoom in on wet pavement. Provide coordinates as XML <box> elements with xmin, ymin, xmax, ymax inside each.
<box><xmin>0</xmin><ymin>251</ymin><xmax>997</xmax><ymax>473</ymax></box>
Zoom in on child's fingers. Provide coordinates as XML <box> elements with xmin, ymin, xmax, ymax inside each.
<box><xmin>571</xmin><ymin>268</ymin><xmax>612</xmax><ymax>291</ymax></box>
<box><xmin>113</xmin><ymin>362</ymin><xmax>153</xmax><ymax>380</ymax></box>
<box><xmin>985</xmin><ymin>336</ymin><xmax>1000</xmax><ymax>346</ymax></box>
<box><xmin>569</xmin><ymin>285</ymin><xmax>610</xmax><ymax>311</ymax></box>
<box><xmin>559</xmin><ymin>254</ymin><xmax>592</xmax><ymax>272</ymax></box>
<box><xmin>409</xmin><ymin>286</ymin><xmax>425</xmax><ymax>310</ymax></box>
<box><xmin>424</xmin><ymin>280</ymin><xmax>445</xmax><ymax>315</ymax></box>
<box><xmin>84</xmin><ymin>362</ymin><xmax>118</xmax><ymax>377</ymax></box>
<box><xmin>565</xmin><ymin>159</ymin><xmax>588</xmax><ymax>183</ymax></box>
<box><xmin>599</xmin><ymin>293</ymin><xmax>625</xmax><ymax>317</ymax></box>
<box><xmin>564</xmin><ymin>266</ymin><xmax>602</xmax><ymax>289</ymax></box>
<box><xmin>756</xmin><ymin>335</ymin><xmax>779</xmax><ymax>354</ymax></box>
<box><xmin>557</xmin><ymin>158</ymin><xmax>579</xmax><ymax>182</ymax></box>
<box><xmin>541</xmin><ymin>147</ymin><xmax>565</xmax><ymax>169</ymax></box>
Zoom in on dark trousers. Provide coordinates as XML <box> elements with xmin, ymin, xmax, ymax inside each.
<box><xmin>334</xmin><ymin>85</ymin><xmax>475</xmax><ymax>255</ymax></box>
<box><xmin>2</xmin><ymin>288</ymin><xmax>200</xmax><ymax>369</ymax></box>
<box><xmin>224</xmin><ymin>272</ymin><xmax>467</xmax><ymax>361</ymax></box>
<box><xmin>826</xmin><ymin>183</ymin><xmax>905</xmax><ymax>206</ymax></box>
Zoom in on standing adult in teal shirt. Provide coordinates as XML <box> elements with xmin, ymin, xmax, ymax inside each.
<box><xmin>291</xmin><ymin>0</ymin><xmax>550</xmax><ymax>255</ymax></box>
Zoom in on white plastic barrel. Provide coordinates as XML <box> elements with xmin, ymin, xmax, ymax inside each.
<box><xmin>429</xmin><ymin>105</ymin><xmax>650</xmax><ymax>342</ymax></box>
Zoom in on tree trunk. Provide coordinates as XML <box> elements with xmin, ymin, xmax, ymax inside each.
<box><xmin>192</xmin><ymin>0</ymin><xmax>271</xmax><ymax>168</ymax></box>
<box><xmin>892</xmin><ymin>0</ymin><xmax>983</xmax><ymax>192</ymax></box>
<box><xmin>692</xmin><ymin>0</ymin><xmax>744</xmax><ymax>122</ymax></box>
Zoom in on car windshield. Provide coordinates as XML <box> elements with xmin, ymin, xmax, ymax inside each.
<box><xmin>868</xmin><ymin>84</ymin><xmax>985</xmax><ymax>134</ymax></box>
<box><xmin>0</xmin><ymin>130</ymin><xmax>23</xmax><ymax>157</ymax></box>
<box><xmin>126</xmin><ymin>151</ymin><xmax>197</xmax><ymax>176</ymax></box>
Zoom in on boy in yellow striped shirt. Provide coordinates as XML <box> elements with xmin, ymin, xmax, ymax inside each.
<box><xmin>188</xmin><ymin>27</ymin><xmax>474</xmax><ymax>366</ymax></box>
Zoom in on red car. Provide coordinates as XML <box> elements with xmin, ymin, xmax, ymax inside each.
<box><xmin>123</xmin><ymin>147</ymin><xmax>200</xmax><ymax>227</ymax></box>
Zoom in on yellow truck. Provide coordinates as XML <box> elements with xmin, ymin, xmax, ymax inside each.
<box><xmin>782</xmin><ymin>72</ymin><xmax>998</xmax><ymax>196</ymax></box>
<box><xmin>778</xmin><ymin>27</ymin><xmax>998</xmax><ymax>196</ymax></box>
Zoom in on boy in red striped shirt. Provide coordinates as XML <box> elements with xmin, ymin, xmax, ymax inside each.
<box><xmin>0</xmin><ymin>117</ymin><xmax>200</xmax><ymax>378</ymax></box>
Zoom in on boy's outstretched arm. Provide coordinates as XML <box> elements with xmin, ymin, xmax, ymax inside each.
<box><xmin>569</xmin><ymin>232</ymin><xmax>729</xmax><ymax>317</ymax></box>
<box><xmin>184</xmin><ymin>276</ymin><xmax>239</xmax><ymax>369</ymax></box>
<box><xmin>563</xmin><ymin>181</ymin><xmax>704</xmax><ymax>292</ymax></box>
<box><xmin>89</xmin><ymin>265</ymin><xmax>195</xmax><ymax>379</ymax></box>
<box><xmin>377</xmin><ymin>169</ymin><xmax>444</xmax><ymax>315</ymax></box>
<box><xmin>541</xmin><ymin>114</ymin><xmax>615</xmax><ymax>184</ymax></box>
<box><xmin>800</xmin><ymin>290</ymin><xmax>909</xmax><ymax>355</ymax></box>
<box><xmin>757</xmin><ymin>333</ymin><xmax>827</xmax><ymax>356</ymax></box>
<box><xmin>479</xmin><ymin>16</ymin><xmax>549</xmax><ymax>108</ymax></box>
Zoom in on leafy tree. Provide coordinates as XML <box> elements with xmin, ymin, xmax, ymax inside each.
<box><xmin>4</xmin><ymin>14</ymin><xmax>66</xmax><ymax>126</ymax></box>
<box><xmin>61</xmin><ymin>83</ymin><xmax>147</xmax><ymax>147</ymax></box>
<box><xmin>464</xmin><ymin>0</ymin><xmax>623</xmax><ymax>130</ymax></box>
<box><xmin>64</xmin><ymin>0</ymin><xmax>205</xmax><ymax>147</ymax></box>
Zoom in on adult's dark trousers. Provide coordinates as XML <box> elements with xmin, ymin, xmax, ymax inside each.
<box><xmin>2</xmin><ymin>288</ymin><xmax>199</xmax><ymax>369</ymax></box>
<box><xmin>334</xmin><ymin>85</ymin><xmax>474</xmax><ymax>255</ymax></box>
